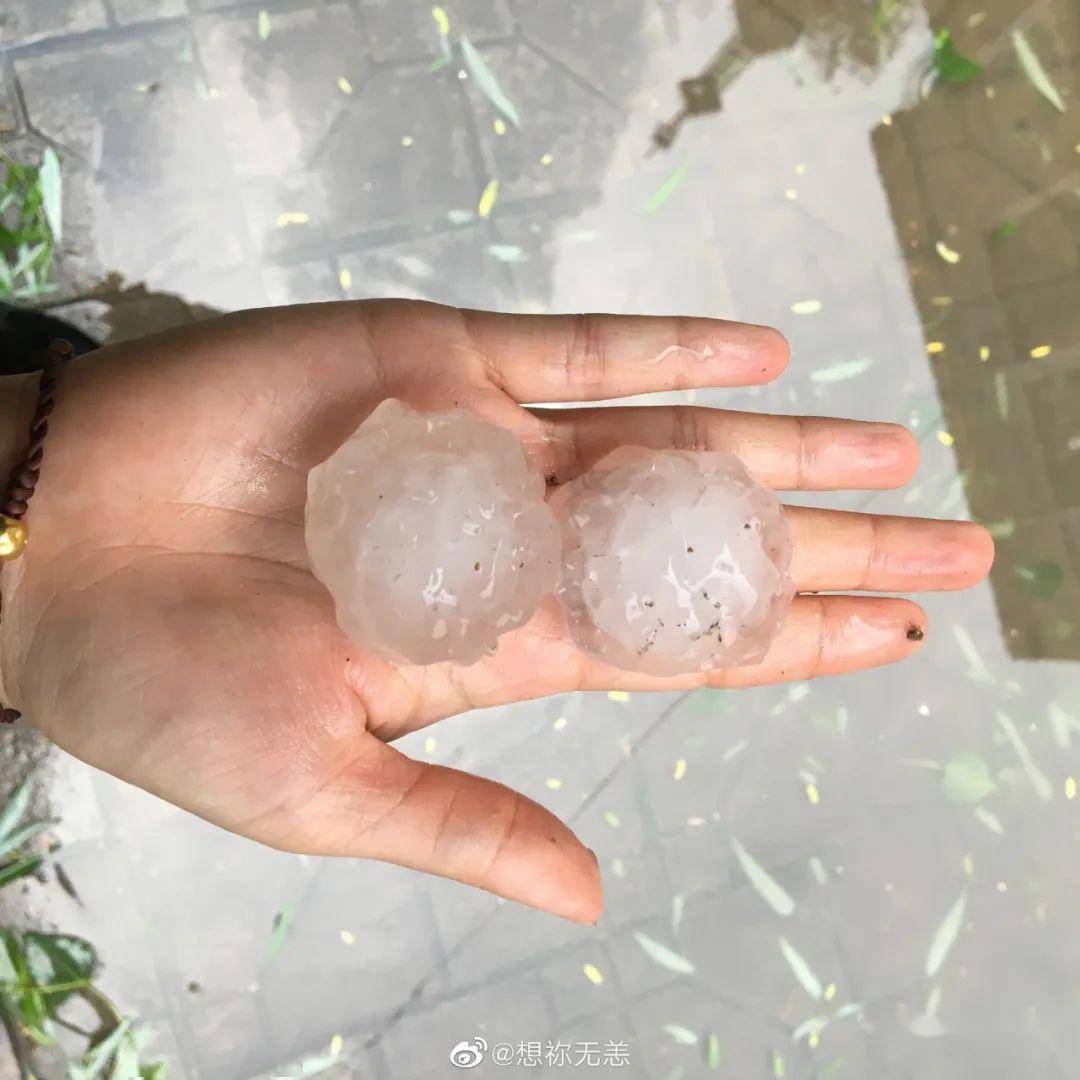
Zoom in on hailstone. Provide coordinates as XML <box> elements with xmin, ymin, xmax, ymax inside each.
<box><xmin>305</xmin><ymin>399</ymin><xmax>558</xmax><ymax>666</ymax></box>
<box><xmin>553</xmin><ymin>447</ymin><xmax>795</xmax><ymax>676</ymax></box>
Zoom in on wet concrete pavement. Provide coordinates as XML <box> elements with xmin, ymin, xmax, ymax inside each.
<box><xmin>1</xmin><ymin>0</ymin><xmax>1079</xmax><ymax>1076</ymax></box>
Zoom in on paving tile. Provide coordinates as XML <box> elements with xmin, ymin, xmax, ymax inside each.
<box><xmin>255</xmin><ymin>859</ymin><xmax>437</xmax><ymax>1059</ymax></box>
<box><xmin>357</xmin><ymin>0</ymin><xmax>511</xmax><ymax>63</ymax></box>
<box><xmin>507</xmin><ymin>0</ymin><xmax>656</xmax><ymax>101</ymax></box>
<box><xmin>379</xmin><ymin>978</ymin><xmax>550</xmax><ymax>1077</ymax></box>
<box><xmin>111</xmin><ymin>0</ymin><xmax>188</xmax><ymax>24</ymax></box>
<box><xmin>460</xmin><ymin>40</ymin><xmax>629</xmax><ymax>201</ymax></box>
<box><xmin>336</xmin><ymin>225</ymin><xmax>514</xmax><ymax>312</ymax></box>
<box><xmin>197</xmin><ymin>5</ymin><xmax>480</xmax><ymax>253</ymax></box>
<box><xmin>14</xmin><ymin>25</ymin><xmax>249</xmax><ymax>288</ymax></box>
<box><xmin>0</xmin><ymin>0</ymin><xmax>108</xmax><ymax>45</ymax></box>
<box><xmin>5</xmin><ymin>2</ymin><xmax>1080</xmax><ymax>1078</ymax></box>
<box><xmin>627</xmin><ymin>984</ymin><xmax>793</xmax><ymax>1080</ymax></box>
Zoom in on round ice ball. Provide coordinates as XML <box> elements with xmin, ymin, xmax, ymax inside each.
<box><xmin>553</xmin><ymin>447</ymin><xmax>795</xmax><ymax>676</ymax></box>
<box><xmin>305</xmin><ymin>399</ymin><xmax>558</xmax><ymax>666</ymax></box>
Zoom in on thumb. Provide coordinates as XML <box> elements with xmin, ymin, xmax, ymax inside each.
<box><xmin>296</xmin><ymin>735</ymin><xmax>604</xmax><ymax>924</ymax></box>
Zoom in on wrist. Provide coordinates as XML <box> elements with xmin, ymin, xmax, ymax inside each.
<box><xmin>0</xmin><ymin>372</ymin><xmax>42</xmax><ymax>711</ymax></box>
<box><xmin>0</xmin><ymin>372</ymin><xmax>43</xmax><ymax>482</ymax></box>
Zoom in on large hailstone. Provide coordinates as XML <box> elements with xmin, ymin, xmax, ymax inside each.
<box><xmin>305</xmin><ymin>400</ymin><xmax>558</xmax><ymax>666</ymax></box>
<box><xmin>552</xmin><ymin>448</ymin><xmax>795</xmax><ymax>676</ymax></box>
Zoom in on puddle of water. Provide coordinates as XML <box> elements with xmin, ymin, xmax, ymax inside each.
<box><xmin>1</xmin><ymin>0</ymin><xmax>1079</xmax><ymax>1076</ymax></box>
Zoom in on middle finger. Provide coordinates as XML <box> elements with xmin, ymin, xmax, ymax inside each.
<box><xmin>527</xmin><ymin>405</ymin><xmax>919</xmax><ymax>490</ymax></box>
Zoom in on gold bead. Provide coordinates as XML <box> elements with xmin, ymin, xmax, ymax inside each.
<box><xmin>0</xmin><ymin>517</ymin><xmax>28</xmax><ymax>560</ymax></box>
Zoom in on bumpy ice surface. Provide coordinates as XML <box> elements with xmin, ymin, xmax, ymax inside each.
<box><xmin>554</xmin><ymin>448</ymin><xmax>795</xmax><ymax>676</ymax></box>
<box><xmin>305</xmin><ymin>399</ymin><xmax>558</xmax><ymax>666</ymax></box>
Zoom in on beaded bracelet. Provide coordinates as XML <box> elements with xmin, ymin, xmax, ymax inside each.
<box><xmin>0</xmin><ymin>337</ymin><xmax>73</xmax><ymax>723</ymax></box>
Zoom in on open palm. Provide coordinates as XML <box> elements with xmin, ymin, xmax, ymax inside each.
<box><xmin>0</xmin><ymin>301</ymin><xmax>993</xmax><ymax>921</ymax></box>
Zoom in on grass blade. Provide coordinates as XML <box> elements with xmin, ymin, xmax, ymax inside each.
<box><xmin>778</xmin><ymin>936</ymin><xmax>822</xmax><ymax>1000</ymax></box>
<box><xmin>0</xmin><ymin>821</ymin><xmax>53</xmax><ymax>862</ymax></box>
<box><xmin>0</xmin><ymin>774</ymin><xmax>34</xmax><ymax>847</ymax></box>
<box><xmin>1011</xmin><ymin>30</ymin><xmax>1065</xmax><ymax>112</ymax></box>
<box><xmin>925</xmin><ymin>890</ymin><xmax>966</xmax><ymax>977</ymax></box>
<box><xmin>643</xmin><ymin>164</ymin><xmax>687</xmax><ymax>214</ymax></box>
<box><xmin>39</xmin><ymin>148</ymin><xmax>62</xmax><ymax>244</ymax></box>
<box><xmin>0</xmin><ymin>855</ymin><xmax>43</xmax><ymax>891</ymax></box>
<box><xmin>995</xmin><ymin>711</ymin><xmax>1053</xmax><ymax>800</ymax></box>
<box><xmin>631</xmin><ymin>931</ymin><xmax>695</xmax><ymax>975</ymax></box>
<box><xmin>810</xmin><ymin>358</ymin><xmax>873</xmax><ymax>384</ymax></box>
<box><xmin>267</xmin><ymin>904</ymin><xmax>295</xmax><ymax>962</ymax></box>
<box><xmin>460</xmin><ymin>36</ymin><xmax>521</xmax><ymax>128</ymax></box>
<box><xmin>731</xmin><ymin>838</ymin><xmax>795</xmax><ymax>917</ymax></box>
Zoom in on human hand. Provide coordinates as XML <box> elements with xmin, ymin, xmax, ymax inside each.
<box><xmin>0</xmin><ymin>301</ymin><xmax>993</xmax><ymax>922</ymax></box>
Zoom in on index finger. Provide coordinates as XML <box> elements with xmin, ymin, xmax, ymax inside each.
<box><xmin>461</xmin><ymin>310</ymin><xmax>790</xmax><ymax>402</ymax></box>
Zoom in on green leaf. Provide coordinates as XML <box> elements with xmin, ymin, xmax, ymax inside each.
<box><xmin>139</xmin><ymin>1065</ymin><xmax>168</xmax><ymax>1080</ymax></box>
<box><xmin>792</xmin><ymin>1015</ymin><xmax>828</xmax><ymax>1043</ymax></box>
<box><xmin>925</xmin><ymin>890</ymin><xmax>966</xmax><ymax>977</ymax></box>
<box><xmin>487</xmin><ymin>244</ymin><xmax>527</xmax><ymax>264</ymax></box>
<box><xmin>643</xmin><ymin>164</ymin><xmax>688</xmax><ymax>214</ymax></box>
<box><xmin>110</xmin><ymin>1033</ymin><xmax>142</xmax><ymax>1080</ymax></box>
<box><xmin>1014</xmin><ymin>561</ymin><xmax>1063</xmax><ymax>600</ymax></box>
<box><xmin>77</xmin><ymin>1020</ymin><xmax>131</xmax><ymax>1080</ymax></box>
<box><xmin>13</xmin><ymin>281</ymin><xmax>59</xmax><ymax>300</ymax></box>
<box><xmin>872</xmin><ymin>0</ymin><xmax>901</xmax><ymax>36</ymax></box>
<box><xmin>0</xmin><ymin>855</ymin><xmax>42</xmax><ymax>891</ymax></box>
<box><xmin>662</xmin><ymin>1024</ymin><xmax>698</xmax><ymax>1045</ymax></box>
<box><xmin>267</xmin><ymin>904</ymin><xmax>295</xmax><ymax>962</ymax></box>
<box><xmin>477</xmin><ymin>178</ymin><xmax>499</xmax><ymax>219</ymax></box>
<box><xmin>23</xmin><ymin>932</ymin><xmax>96</xmax><ymax>1006</ymax></box>
<box><xmin>1049</xmin><ymin>702</ymin><xmax>1078</xmax><ymax>749</ymax></box>
<box><xmin>810</xmin><ymin>358</ymin><xmax>873</xmax><ymax>384</ymax></box>
<box><xmin>706</xmin><ymin>1032</ymin><xmax>721</xmax><ymax>1069</ymax></box>
<box><xmin>16</xmin><ymin>982</ymin><xmax>50</xmax><ymax>1041</ymax></box>
<box><xmin>779</xmin><ymin>936</ymin><xmax>822</xmax><ymax>1000</ymax></box>
<box><xmin>730</xmin><ymin>838</ymin><xmax>795</xmax><ymax>917</ymax></box>
<box><xmin>671</xmin><ymin>892</ymin><xmax>685</xmax><ymax>933</ymax></box>
<box><xmin>0</xmin><ymin>820</ymin><xmax>54</xmax><ymax>862</ymax></box>
<box><xmin>1011</xmin><ymin>30</ymin><xmax>1065</xmax><ymax>112</ymax></box>
<box><xmin>933</xmin><ymin>29</ymin><xmax>981</xmax><ymax>84</ymax></box>
<box><xmin>991</xmin><ymin>218</ymin><xmax>1018</xmax><ymax>241</ymax></box>
<box><xmin>460</xmin><ymin>36</ymin><xmax>521</xmax><ymax>128</ymax></box>
<box><xmin>995</xmin><ymin>711</ymin><xmax>1053</xmax><ymax>800</ymax></box>
<box><xmin>0</xmin><ymin>773</ymin><xmax>35</xmax><ymax>846</ymax></box>
<box><xmin>39</xmin><ymin>148</ymin><xmax>62</xmax><ymax>244</ymax></box>
<box><xmin>952</xmin><ymin>625</ymin><xmax>993</xmax><ymax>683</ymax></box>
<box><xmin>0</xmin><ymin>930</ymin><xmax>21</xmax><ymax>983</ymax></box>
<box><xmin>942</xmin><ymin>753</ymin><xmax>996</xmax><ymax>804</ymax></box>
<box><xmin>631</xmin><ymin>931</ymin><xmax>695</xmax><ymax>975</ymax></box>
<box><xmin>974</xmin><ymin>805</ymin><xmax>1004</xmax><ymax>835</ymax></box>
<box><xmin>288</xmin><ymin>1055</ymin><xmax>340</xmax><ymax>1078</ymax></box>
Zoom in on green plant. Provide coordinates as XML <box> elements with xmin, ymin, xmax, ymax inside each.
<box><xmin>932</xmin><ymin>29</ymin><xmax>982</xmax><ymax>85</ymax></box>
<box><xmin>0</xmin><ymin>774</ymin><xmax>166</xmax><ymax>1079</ymax></box>
<box><xmin>0</xmin><ymin>147</ymin><xmax>62</xmax><ymax>302</ymax></box>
